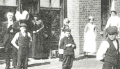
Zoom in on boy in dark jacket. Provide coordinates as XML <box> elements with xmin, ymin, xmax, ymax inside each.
<box><xmin>60</xmin><ymin>28</ymin><xmax>76</xmax><ymax>69</ymax></box>
<box><xmin>11</xmin><ymin>23</ymin><xmax>32</xmax><ymax>69</ymax></box>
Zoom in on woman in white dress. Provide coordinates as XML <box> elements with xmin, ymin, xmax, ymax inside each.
<box><xmin>84</xmin><ymin>16</ymin><xmax>97</xmax><ymax>57</ymax></box>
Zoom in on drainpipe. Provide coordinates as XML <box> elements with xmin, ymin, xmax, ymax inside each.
<box><xmin>18</xmin><ymin>0</ymin><xmax>23</xmax><ymax>13</ymax></box>
<box><xmin>37</xmin><ymin>0</ymin><xmax>40</xmax><ymax>13</ymax></box>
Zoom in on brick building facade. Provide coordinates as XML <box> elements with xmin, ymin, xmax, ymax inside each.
<box><xmin>67</xmin><ymin>0</ymin><xmax>120</xmax><ymax>56</ymax></box>
<box><xmin>0</xmin><ymin>0</ymin><xmax>120</xmax><ymax>57</ymax></box>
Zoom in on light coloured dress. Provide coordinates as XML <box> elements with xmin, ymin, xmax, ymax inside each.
<box><xmin>84</xmin><ymin>23</ymin><xmax>96</xmax><ymax>53</ymax></box>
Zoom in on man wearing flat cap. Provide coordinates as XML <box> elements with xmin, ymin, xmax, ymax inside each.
<box><xmin>11</xmin><ymin>23</ymin><xmax>32</xmax><ymax>69</ymax></box>
<box><xmin>97</xmin><ymin>26</ymin><xmax>120</xmax><ymax>69</ymax></box>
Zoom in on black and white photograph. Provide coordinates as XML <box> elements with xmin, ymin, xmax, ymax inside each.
<box><xmin>0</xmin><ymin>0</ymin><xmax>120</xmax><ymax>69</ymax></box>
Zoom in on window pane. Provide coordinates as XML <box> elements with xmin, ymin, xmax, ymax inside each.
<box><xmin>0</xmin><ymin>0</ymin><xmax>4</xmax><ymax>5</ymax></box>
<box><xmin>51</xmin><ymin>0</ymin><xmax>60</xmax><ymax>8</ymax></box>
<box><xmin>40</xmin><ymin>0</ymin><xmax>50</xmax><ymax>7</ymax></box>
<box><xmin>5</xmin><ymin>0</ymin><xmax>17</xmax><ymax>6</ymax></box>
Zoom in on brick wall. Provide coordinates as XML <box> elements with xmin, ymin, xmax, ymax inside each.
<box><xmin>67</xmin><ymin>0</ymin><xmax>80</xmax><ymax>56</ymax></box>
<box><xmin>79</xmin><ymin>0</ymin><xmax>102</xmax><ymax>54</ymax></box>
<box><xmin>67</xmin><ymin>0</ymin><xmax>120</xmax><ymax>56</ymax></box>
<box><xmin>67</xmin><ymin>0</ymin><xmax>103</xmax><ymax>56</ymax></box>
<box><xmin>115</xmin><ymin>0</ymin><xmax>120</xmax><ymax>17</ymax></box>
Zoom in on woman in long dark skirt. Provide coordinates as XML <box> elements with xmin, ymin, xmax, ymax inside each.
<box><xmin>31</xmin><ymin>14</ymin><xmax>44</xmax><ymax>59</ymax></box>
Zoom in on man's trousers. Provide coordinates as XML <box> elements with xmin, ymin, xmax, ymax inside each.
<box><xmin>62</xmin><ymin>55</ymin><xmax>74</xmax><ymax>69</ymax></box>
<box><xmin>12</xmin><ymin>47</ymin><xmax>18</xmax><ymax>67</ymax></box>
<box><xmin>102</xmin><ymin>62</ymin><xmax>117</xmax><ymax>69</ymax></box>
<box><xmin>5</xmin><ymin>48</ymin><xmax>12</xmax><ymax>68</ymax></box>
<box><xmin>17</xmin><ymin>47</ymin><xmax>29</xmax><ymax>69</ymax></box>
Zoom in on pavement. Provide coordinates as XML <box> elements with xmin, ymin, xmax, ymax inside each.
<box><xmin>0</xmin><ymin>55</ymin><xmax>103</xmax><ymax>69</ymax></box>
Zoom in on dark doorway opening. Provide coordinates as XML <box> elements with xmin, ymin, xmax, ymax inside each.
<box><xmin>101</xmin><ymin>0</ymin><xmax>111</xmax><ymax>30</ymax></box>
<box><xmin>40</xmin><ymin>10</ymin><xmax>60</xmax><ymax>58</ymax></box>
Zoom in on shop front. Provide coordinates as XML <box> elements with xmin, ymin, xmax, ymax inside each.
<box><xmin>10</xmin><ymin>0</ymin><xmax>67</xmax><ymax>59</ymax></box>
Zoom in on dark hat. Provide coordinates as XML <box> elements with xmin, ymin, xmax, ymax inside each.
<box><xmin>33</xmin><ymin>13</ymin><xmax>39</xmax><ymax>17</ymax></box>
<box><xmin>106</xmin><ymin>26</ymin><xmax>118</xmax><ymax>35</ymax></box>
<box><xmin>64</xmin><ymin>28</ymin><xmax>71</xmax><ymax>32</ymax></box>
<box><xmin>111</xmin><ymin>10</ymin><xmax>117</xmax><ymax>14</ymax></box>
<box><xmin>20</xmin><ymin>23</ymin><xmax>27</xmax><ymax>27</ymax></box>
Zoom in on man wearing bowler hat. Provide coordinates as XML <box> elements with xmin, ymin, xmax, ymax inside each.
<box><xmin>97</xmin><ymin>26</ymin><xmax>120</xmax><ymax>69</ymax></box>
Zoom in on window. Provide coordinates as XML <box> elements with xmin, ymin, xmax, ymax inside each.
<box><xmin>40</xmin><ymin>0</ymin><xmax>50</xmax><ymax>7</ymax></box>
<box><xmin>40</xmin><ymin>0</ymin><xmax>60</xmax><ymax>8</ymax></box>
<box><xmin>0</xmin><ymin>0</ymin><xmax>17</xmax><ymax>6</ymax></box>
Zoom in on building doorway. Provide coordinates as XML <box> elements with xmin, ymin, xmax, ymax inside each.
<box><xmin>40</xmin><ymin>10</ymin><xmax>60</xmax><ymax>58</ymax></box>
<box><xmin>20</xmin><ymin>0</ymin><xmax>66</xmax><ymax>59</ymax></box>
<box><xmin>101</xmin><ymin>0</ymin><xmax>111</xmax><ymax>30</ymax></box>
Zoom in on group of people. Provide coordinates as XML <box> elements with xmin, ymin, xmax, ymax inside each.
<box><xmin>2</xmin><ymin>10</ymin><xmax>76</xmax><ymax>69</ymax></box>
<box><xmin>2</xmin><ymin>6</ymin><xmax>120</xmax><ymax>69</ymax></box>
<box><xmin>58</xmin><ymin>11</ymin><xmax>119</xmax><ymax>69</ymax></box>
<box><xmin>81</xmin><ymin>9</ymin><xmax>120</xmax><ymax>69</ymax></box>
<box><xmin>2</xmin><ymin>11</ymin><xmax>44</xmax><ymax>69</ymax></box>
<box><xmin>88</xmin><ymin>10</ymin><xmax>120</xmax><ymax>69</ymax></box>
<box><xmin>96</xmin><ymin>10</ymin><xmax>120</xmax><ymax>69</ymax></box>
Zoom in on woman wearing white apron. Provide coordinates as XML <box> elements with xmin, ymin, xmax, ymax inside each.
<box><xmin>84</xmin><ymin>16</ymin><xmax>97</xmax><ymax>58</ymax></box>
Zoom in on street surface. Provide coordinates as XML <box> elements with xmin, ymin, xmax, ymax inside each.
<box><xmin>0</xmin><ymin>56</ymin><xmax>103</xmax><ymax>69</ymax></box>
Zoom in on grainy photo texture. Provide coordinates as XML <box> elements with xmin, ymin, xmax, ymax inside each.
<box><xmin>0</xmin><ymin>0</ymin><xmax>120</xmax><ymax>69</ymax></box>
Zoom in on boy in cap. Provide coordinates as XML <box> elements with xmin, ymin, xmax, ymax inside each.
<box><xmin>11</xmin><ymin>23</ymin><xmax>32</xmax><ymax>69</ymax></box>
<box><xmin>60</xmin><ymin>28</ymin><xmax>76</xmax><ymax>69</ymax></box>
<box><xmin>97</xmin><ymin>26</ymin><xmax>120</xmax><ymax>69</ymax></box>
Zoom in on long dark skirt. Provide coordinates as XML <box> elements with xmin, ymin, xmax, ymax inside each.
<box><xmin>31</xmin><ymin>33</ymin><xmax>43</xmax><ymax>59</ymax></box>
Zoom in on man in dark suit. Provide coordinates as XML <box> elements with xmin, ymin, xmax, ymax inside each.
<box><xmin>2</xmin><ymin>11</ymin><xmax>19</xmax><ymax>69</ymax></box>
